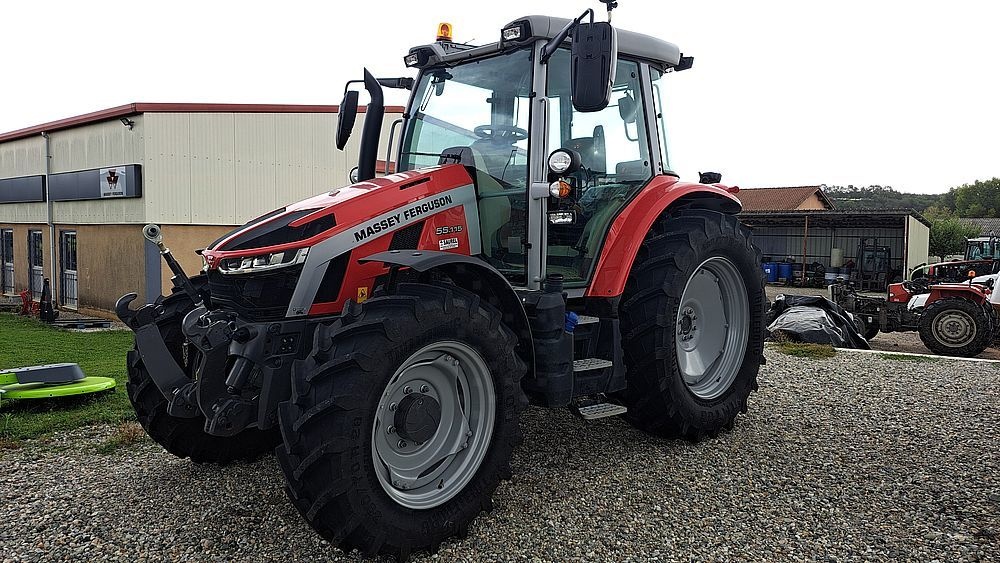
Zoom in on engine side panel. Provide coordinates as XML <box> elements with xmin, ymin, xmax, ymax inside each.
<box><xmin>585</xmin><ymin>175</ymin><xmax>742</xmax><ymax>297</ymax></box>
<box><xmin>309</xmin><ymin>206</ymin><xmax>474</xmax><ymax>315</ymax></box>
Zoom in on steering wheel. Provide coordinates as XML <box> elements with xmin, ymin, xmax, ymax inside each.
<box><xmin>474</xmin><ymin>124</ymin><xmax>528</xmax><ymax>143</ymax></box>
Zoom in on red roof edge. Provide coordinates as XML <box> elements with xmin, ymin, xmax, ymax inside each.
<box><xmin>0</xmin><ymin>103</ymin><xmax>407</xmax><ymax>143</ymax></box>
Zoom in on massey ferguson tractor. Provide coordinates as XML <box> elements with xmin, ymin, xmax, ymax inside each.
<box><xmin>117</xmin><ymin>3</ymin><xmax>765</xmax><ymax>558</ymax></box>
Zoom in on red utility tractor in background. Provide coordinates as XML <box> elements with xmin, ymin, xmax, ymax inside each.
<box><xmin>911</xmin><ymin>234</ymin><xmax>1000</xmax><ymax>283</ymax></box>
<box><xmin>117</xmin><ymin>3</ymin><xmax>765</xmax><ymax>559</ymax></box>
<box><xmin>832</xmin><ymin>273</ymin><xmax>999</xmax><ymax>356</ymax></box>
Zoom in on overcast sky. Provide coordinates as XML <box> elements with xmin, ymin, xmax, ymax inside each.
<box><xmin>2</xmin><ymin>0</ymin><xmax>997</xmax><ymax>194</ymax></box>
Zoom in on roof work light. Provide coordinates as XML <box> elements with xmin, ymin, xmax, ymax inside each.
<box><xmin>437</xmin><ymin>23</ymin><xmax>454</xmax><ymax>42</ymax></box>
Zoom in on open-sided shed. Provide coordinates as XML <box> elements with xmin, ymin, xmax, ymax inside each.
<box><xmin>740</xmin><ymin>208</ymin><xmax>931</xmax><ymax>287</ymax></box>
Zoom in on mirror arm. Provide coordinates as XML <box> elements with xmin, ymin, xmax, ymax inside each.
<box><xmin>541</xmin><ymin>8</ymin><xmax>594</xmax><ymax>63</ymax></box>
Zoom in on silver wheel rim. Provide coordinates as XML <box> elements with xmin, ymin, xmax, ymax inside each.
<box><xmin>371</xmin><ymin>341</ymin><xmax>496</xmax><ymax>510</ymax></box>
<box><xmin>675</xmin><ymin>257</ymin><xmax>750</xmax><ymax>400</ymax></box>
<box><xmin>931</xmin><ymin>310</ymin><xmax>976</xmax><ymax>348</ymax></box>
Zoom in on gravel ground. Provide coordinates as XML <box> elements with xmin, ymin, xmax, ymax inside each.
<box><xmin>2</xmin><ymin>348</ymin><xmax>999</xmax><ymax>562</ymax></box>
<box><xmin>765</xmin><ymin>284</ymin><xmax>1000</xmax><ymax>360</ymax></box>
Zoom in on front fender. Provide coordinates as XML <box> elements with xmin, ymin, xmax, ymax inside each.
<box><xmin>360</xmin><ymin>250</ymin><xmax>536</xmax><ymax>379</ymax></box>
<box><xmin>586</xmin><ymin>175</ymin><xmax>742</xmax><ymax>297</ymax></box>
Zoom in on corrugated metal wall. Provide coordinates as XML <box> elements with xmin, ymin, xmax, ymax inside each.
<box><xmin>0</xmin><ymin>136</ymin><xmax>47</xmax><ymax>223</ymax></box>
<box><xmin>49</xmin><ymin>116</ymin><xmax>147</xmax><ymax>225</ymax></box>
<box><xmin>752</xmin><ymin>225</ymin><xmax>907</xmax><ymax>273</ymax></box>
<box><xmin>0</xmin><ymin>117</ymin><xmax>147</xmax><ymax>224</ymax></box>
<box><xmin>907</xmin><ymin>216</ymin><xmax>930</xmax><ymax>270</ymax></box>
<box><xmin>142</xmin><ymin>111</ymin><xmax>402</xmax><ymax>225</ymax></box>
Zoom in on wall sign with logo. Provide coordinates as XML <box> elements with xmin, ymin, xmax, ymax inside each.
<box><xmin>48</xmin><ymin>164</ymin><xmax>142</xmax><ymax>201</ymax></box>
<box><xmin>100</xmin><ymin>167</ymin><xmax>128</xmax><ymax>198</ymax></box>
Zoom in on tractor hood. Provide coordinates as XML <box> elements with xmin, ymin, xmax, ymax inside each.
<box><xmin>201</xmin><ymin>164</ymin><xmax>475</xmax><ymax>268</ymax></box>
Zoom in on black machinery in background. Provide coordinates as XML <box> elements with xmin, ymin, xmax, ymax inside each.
<box><xmin>855</xmin><ymin>237</ymin><xmax>891</xmax><ymax>292</ymax></box>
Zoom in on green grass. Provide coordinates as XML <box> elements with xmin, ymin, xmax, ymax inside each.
<box><xmin>772</xmin><ymin>341</ymin><xmax>837</xmax><ymax>359</ymax></box>
<box><xmin>0</xmin><ymin>314</ymin><xmax>134</xmax><ymax>443</ymax></box>
<box><xmin>94</xmin><ymin>421</ymin><xmax>147</xmax><ymax>454</ymax></box>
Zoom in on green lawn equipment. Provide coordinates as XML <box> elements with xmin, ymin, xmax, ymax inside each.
<box><xmin>0</xmin><ymin>363</ymin><xmax>115</xmax><ymax>405</ymax></box>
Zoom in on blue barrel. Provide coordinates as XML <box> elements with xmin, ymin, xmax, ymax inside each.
<box><xmin>777</xmin><ymin>262</ymin><xmax>793</xmax><ymax>281</ymax></box>
<box><xmin>763</xmin><ymin>262</ymin><xmax>778</xmax><ymax>283</ymax></box>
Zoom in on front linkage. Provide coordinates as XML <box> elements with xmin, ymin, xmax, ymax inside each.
<box><xmin>117</xmin><ymin>224</ymin><xmax>303</xmax><ymax>437</ymax></box>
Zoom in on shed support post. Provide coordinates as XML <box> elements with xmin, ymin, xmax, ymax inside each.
<box><xmin>801</xmin><ymin>215</ymin><xmax>809</xmax><ymax>284</ymax></box>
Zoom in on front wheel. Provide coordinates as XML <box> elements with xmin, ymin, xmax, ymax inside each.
<box><xmin>276</xmin><ymin>282</ymin><xmax>525</xmax><ymax>560</ymax></box>
<box><xmin>617</xmin><ymin>209</ymin><xmax>766</xmax><ymax>440</ymax></box>
<box><xmin>918</xmin><ymin>297</ymin><xmax>993</xmax><ymax>357</ymax></box>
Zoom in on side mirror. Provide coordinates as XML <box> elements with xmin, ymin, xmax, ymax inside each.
<box><xmin>570</xmin><ymin>21</ymin><xmax>617</xmax><ymax>112</ymax></box>
<box><xmin>336</xmin><ymin>90</ymin><xmax>359</xmax><ymax>150</ymax></box>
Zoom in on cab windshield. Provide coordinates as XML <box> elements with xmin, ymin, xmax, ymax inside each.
<box><xmin>967</xmin><ymin>239</ymin><xmax>1000</xmax><ymax>260</ymax></box>
<box><xmin>398</xmin><ymin>48</ymin><xmax>533</xmax><ymax>188</ymax></box>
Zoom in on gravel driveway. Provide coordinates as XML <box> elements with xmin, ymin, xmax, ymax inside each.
<box><xmin>2</xmin><ymin>349</ymin><xmax>998</xmax><ymax>562</ymax></box>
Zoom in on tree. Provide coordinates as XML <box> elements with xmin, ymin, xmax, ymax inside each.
<box><xmin>928</xmin><ymin>217</ymin><xmax>981</xmax><ymax>258</ymax></box>
<box><xmin>939</xmin><ymin>178</ymin><xmax>1000</xmax><ymax>217</ymax></box>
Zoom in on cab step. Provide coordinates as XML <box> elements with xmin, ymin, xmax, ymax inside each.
<box><xmin>575</xmin><ymin>314</ymin><xmax>600</xmax><ymax>325</ymax></box>
<box><xmin>575</xmin><ymin>402</ymin><xmax>628</xmax><ymax>420</ymax></box>
<box><xmin>573</xmin><ymin>358</ymin><xmax>613</xmax><ymax>372</ymax></box>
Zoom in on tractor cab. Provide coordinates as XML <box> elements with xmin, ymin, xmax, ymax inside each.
<box><xmin>966</xmin><ymin>236</ymin><xmax>1000</xmax><ymax>261</ymax></box>
<box><xmin>340</xmin><ymin>10</ymin><xmax>691</xmax><ymax>290</ymax></box>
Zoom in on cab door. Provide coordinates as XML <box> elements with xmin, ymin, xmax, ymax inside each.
<box><xmin>541</xmin><ymin>52</ymin><xmax>656</xmax><ymax>287</ymax></box>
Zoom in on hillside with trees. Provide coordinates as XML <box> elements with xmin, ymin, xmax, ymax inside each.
<box><xmin>823</xmin><ymin>185</ymin><xmax>942</xmax><ymax>211</ymax></box>
<box><xmin>823</xmin><ymin>178</ymin><xmax>1000</xmax><ymax>218</ymax></box>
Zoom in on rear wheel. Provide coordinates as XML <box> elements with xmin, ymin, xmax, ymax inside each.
<box><xmin>617</xmin><ymin>209</ymin><xmax>765</xmax><ymax>440</ymax></box>
<box><xmin>276</xmin><ymin>283</ymin><xmax>525</xmax><ymax>560</ymax></box>
<box><xmin>918</xmin><ymin>297</ymin><xmax>992</xmax><ymax>357</ymax></box>
<box><xmin>126</xmin><ymin>281</ymin><xmax>280</xmax><ymax>463</ymax></box>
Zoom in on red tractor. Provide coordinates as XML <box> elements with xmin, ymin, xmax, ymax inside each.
<box><xmin>832</xmin><ymin>274</ymin><xmax>999</xmax><ymax>356</ymax></box>
<box><xmin>117</xmin><ymin>4</ymin><xmax>765</xmax><ymax>559</ymax></box>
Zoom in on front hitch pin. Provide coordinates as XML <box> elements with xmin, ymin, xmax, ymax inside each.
<box><xmin>143</xmin><ymin>223</ymin><xmax>202</xmax><ymax>305</ymax></box>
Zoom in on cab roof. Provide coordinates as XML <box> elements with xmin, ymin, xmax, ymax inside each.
<box><xmin>512</xmin><ymin>15</ymin><xmax>682</xmax><ymax>69</ymax></box>
<box><xmin>407</xmin><ymin>14</ymin><xmax>684</xmax><ymax>72</ymax></box>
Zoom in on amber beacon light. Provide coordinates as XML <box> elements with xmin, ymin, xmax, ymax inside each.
<box><xmin>437</xmin><ymin>22</ymin><xmax>453</xmax><ymax>41</ymax></box>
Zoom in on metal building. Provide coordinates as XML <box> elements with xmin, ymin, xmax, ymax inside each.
<box><xmin>741</xmin><ymin>209</ymin><xmax>931</xmax><ymax>287</ymax></box>
<box><xmin>0</xmin><ymin>103</ymin><xmax>403</xmax><ymax>314</ymax></box>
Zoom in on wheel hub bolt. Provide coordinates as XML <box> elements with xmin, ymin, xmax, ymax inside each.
<box><xmin>403</xmin><ymin>386</ymin><xmax>413</xmax><ymax>394</ymax></box>
<box><xmin>397</xmin><ymin>440</ymin><xmax>407</xmax><ymax>448</ymax></box>
<box><xmin>420</xmin><ymin>384</ymin><xmax>430</xmax><ymax>393</ymax></box>
<box><xmin>389</xmin><ymin>402</ymin><xmax>397</xmax><ymax>411</ymax></box>
<box><xmin>387</xmin><ymin>426</ymin><xmax>396</xmax><ymax>435</ymax></box>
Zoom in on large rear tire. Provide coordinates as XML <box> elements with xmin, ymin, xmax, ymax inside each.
<box><xmin>276</xmin><ymin>282</ymin><xmax>525</xmax><ymax>560</ymax></box>
<box><xmin>617</xmin><ymin>209</ymin><xmax>765</xmax><ymax>440</ymax></box>
<box><xmin>126</xmin><ymin>281</ymin><xmax>280</xmax><ymax>463</ymax></box>
<box><xmin>918</xmin><ymin>297</ymin><xmax>992</xmax><ymax>357</ymax></box>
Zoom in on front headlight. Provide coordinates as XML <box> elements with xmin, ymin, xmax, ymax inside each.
<box><xmin>548</xmin><ymin>149</ymin><xmax>574</xmax><ymax>174</ymax></box>
<box><xmin>218</xmin><ymin>248</ymin><xmax>309</xmax><ymax>275</ymax></box>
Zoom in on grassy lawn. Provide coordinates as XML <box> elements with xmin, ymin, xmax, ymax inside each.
<box><xmin>0</xmin><ymin>313</ymin><xmax>134</xmax><ymax>444</ymax></box>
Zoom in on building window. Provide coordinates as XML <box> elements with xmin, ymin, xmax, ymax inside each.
<box><xmin>1</xmin><ymin>229</ymin><xmax>13</xmax><ymax>295</ymax></box>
